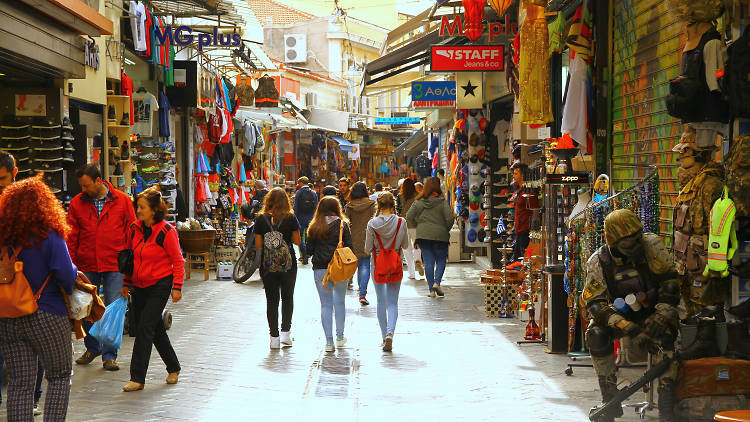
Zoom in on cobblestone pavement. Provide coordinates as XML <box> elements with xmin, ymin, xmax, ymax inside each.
<box><xmin>2</xmin><ymin>261</ymin><xmax>655</xmax><ymax>421</ymax></box>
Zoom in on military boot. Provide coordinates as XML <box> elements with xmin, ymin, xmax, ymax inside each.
<box><xmin>729</xmin><ymin>298</ymin><xmax>750</xmax><ymax>318</ymax></box>
<box><xmin>657</xmin><ymin>379</ymin><xmax>677</xmax><ymax>422</ymax></box>
<box><xmin>682</xmin><ymin>305</ymin><xmax>725</xmax><ymax>325</ymax></box>
<box><xmin>595</xmin><ymin>375</ymin><xmax>623</xmax><ymax>421</ymax></box>
<box><xmin>725</xmin><ymin>321</ymin><xmax>750</xmax><ymax>359</ymax></box>
<box><xmin>681</xmin><ymin>318</ymin><xmax>720</xmax><ymax>360</ymax></box>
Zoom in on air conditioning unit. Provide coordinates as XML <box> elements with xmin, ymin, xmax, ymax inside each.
<box><xmin>284</xmin><ymin>34</ymin><xmax>307</xmax><ymax>63</ymax></box>
<box><xmin>305</xmin><ymin>92</ymin><xmax>318</xmax><ymax>107</ymax></box>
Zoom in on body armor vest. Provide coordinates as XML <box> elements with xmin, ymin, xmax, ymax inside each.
<box><xmin>673</xmin><ymin>199</ymin><xmax>708</xmax><ymax>279</ymax></box>
<box><xmin>598</xmin><ymin>245</ymin><xmax>657</xmax><ymax>322</ymax></box>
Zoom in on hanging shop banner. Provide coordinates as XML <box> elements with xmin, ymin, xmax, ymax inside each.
<box><xmin>411</xmin><ymin>81</ymin><xmax>456</xmax><ymax>109</ymax></box>
<box><xmin>348</xmin><ymin>143</ymin><xmax>361</xmax><ymax>160</ymax></box>
<box><xmin>430</xmin><ymin>46</ymin><xmax>504</xmax><ymax>72</ymax></box>
<box><xmin>14</xmin><ymin>95</ymin><xmax>46</xmax><ymax>116</ymax></box>
<box><xmin>374</xmin><ymin>117</ymin><xmax>421</xmax><ymax>125</ymax></box>
<box><xmin>455</xmin><ymin>72</ymin><xmax>483</xmax><ymax>109</ymax></box>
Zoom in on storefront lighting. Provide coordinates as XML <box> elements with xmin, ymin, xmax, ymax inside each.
<box><xmin>488</xmin><ymin>0</ymin><xmax>514</xmax><ymax>18</ymax></box>
<box><xmin>463</xmin><ymin>0</ymin><xmax>486</xmax><ymax>41</ymax></box>
<box><xmin>123</xmin><ymin>57</ymin><xmax>135</xmax><ymax>65</ymax></box>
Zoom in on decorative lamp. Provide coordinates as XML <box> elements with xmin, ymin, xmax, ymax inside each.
<box><xmin>488</xmin><ymin>0</ymin><xmax>514</xmax><ymax>18</ymax></box>
<box><xmin>462</xmin><ymin>0</ymin><xmax>486</xmax><ymax>41</ymax></box>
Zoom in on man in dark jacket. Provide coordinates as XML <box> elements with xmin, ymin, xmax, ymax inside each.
<box><xmin>338</xmin><ymin>177</ymin><xmax>351</xmax><ymax>209</ymax></box>
<box><xmin>253</xmin><ymin>180</ymin><xmax>268</xmax><ymax>204</ymax></box>
<box><xmin>68</xmin><ymin>164</ymin><xmax>136</xmax><ymax>371</ymax></box>
<box><xmin>293</xmin><ymin>176</ymin><xmax>318</xmax><ymax>264</ymax></box>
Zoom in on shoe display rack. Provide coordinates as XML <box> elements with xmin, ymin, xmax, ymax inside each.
<box><xmin>106</xmin><ymin>95</ymin><xmax>132</xmax><ymax>195</ymax></box>
<box><xmin>486</xmin><ymin>103</ymin><xmax>514</xmax><ymax>269</ymax></box>
<box><xmin>0</xmin><ymin>118</ymin><xmax>76</xmax><ymax>206</ymax></box>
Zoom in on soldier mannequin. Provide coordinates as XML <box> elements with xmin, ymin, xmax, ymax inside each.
<box><xmin>672</xmin><ymin>127</ymin><xmax>725</xmax><ymax>316</ymax></box>
<box><xmin>583</xmin><ymin>210</ymin><xmax>681</xmax><ymax>422</ymax></box>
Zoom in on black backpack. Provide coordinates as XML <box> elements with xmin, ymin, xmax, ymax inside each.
<box><xmin>297</xmin><ymin>188</ymin><xmax>317</xmax><ymax>215</ymax></box>
<box><xmin>666</xmin><ymin>29</ymin><xmax>720</xmax><ymax>121</ymax></box>
<box><xmin>722</xmin><ymin>27</ymin><xmax>750</xmax><ymax>119</ymax></box>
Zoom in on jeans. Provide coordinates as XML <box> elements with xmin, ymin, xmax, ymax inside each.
<box><xmin>373</xmin><ymin>281</ymin><xmax>401</xmax><ymax>338</ymax></box>
<box><xmin>299</xmin><ymin>223</ymin><xmax>310</xmax><ymax>260</ymax></box>
<box><xmin>419</xmin><ymin>241</ymin><xmax>448</xmax><ymax>291</ymax></box>
<box><xmin>262</xmin><ymin>268</ymin><xmax>296</xmax><ymax>337</ymax></box>
<box><xmin>82</xmin><ymin>271</ymin><xmax>124</xmax><ymax>361</ymax></box>
<box><xmin>129</xmin><ymin>277</ymin><xmax>181</xmax><ymax>384</ymax></box>
<box><xmin>511</xmin><ymin>231</ymin><xmax>530</xmax><ymax>262</ymax></box>
<box><xmin>313</xmin><ymin>269</ymin><xmax>346</xmax><ymax>341</ymax></box>
<box><xmin>357</xmin><ymin>257</ymin><xmax>370</xmax><ymax>298</ymax></box>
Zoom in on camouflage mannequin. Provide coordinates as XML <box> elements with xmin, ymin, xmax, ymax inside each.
<box><xmin>583</xmin><ymin>210</ymin><xmax>681</xmax><ymax>422</ymax></box>
<box><xmin>672</xmin><ymin>127</ymin><xmax>725</xmax><ymax>317</ymax></box>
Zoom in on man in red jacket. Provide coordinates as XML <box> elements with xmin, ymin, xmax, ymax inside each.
<box><xmin>67</xmin><ymin>164</ymin><xmax>136</xmax><ymax>371</ymax></box>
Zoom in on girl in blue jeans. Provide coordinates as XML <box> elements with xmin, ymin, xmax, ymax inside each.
<box><xmin>365</xmin><ymin>193</ymin><xmax>409</xmax><ymax>351</ymax></box>
<box><xmin>306</xmin><ymin>197</ymin><xmax>353</xmax><ymax>352</ymax></box>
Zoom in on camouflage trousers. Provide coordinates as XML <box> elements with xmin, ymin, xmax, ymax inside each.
<box><xmin>591</xmin><ymin>337</ymin><xmax>679</xmax><ymax>387</ymax></box>
<box><xmin>681</xmin><ymin>275</ymin><xmax>728</xmax><ymax>317</ymax></box>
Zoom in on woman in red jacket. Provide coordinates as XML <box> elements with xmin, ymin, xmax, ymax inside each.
<box><xmin>120</xmin><ymin>188</ymin><xmax>184</xmax><ymax>392</ymax></box>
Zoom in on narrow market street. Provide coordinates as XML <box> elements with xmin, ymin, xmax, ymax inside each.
<box><xmin>2</xmin><ymin>261</ymin><xmax>651</xmax><ymax>422</ymax></box>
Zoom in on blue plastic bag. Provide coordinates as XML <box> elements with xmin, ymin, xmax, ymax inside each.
<box><xmin>89</xmin><ymin>296</ymin><xmax>127</xmax><ymax>350</ymax></box>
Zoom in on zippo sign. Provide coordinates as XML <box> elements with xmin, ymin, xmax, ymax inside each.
<box><xmin>430</xmin><ymin>46</ymin><xmax>504</xmax><ymax>72</ymax></box>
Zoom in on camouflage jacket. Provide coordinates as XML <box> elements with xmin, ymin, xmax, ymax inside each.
<box><xmin>582</xmin><ymin>233</ymin><xmax>675</xmax><ymax>308</ymax></box>
<box><xmin>676</xmin><ymin>162</ymin><xmax>724</xmax><ymax>237</ymax></box>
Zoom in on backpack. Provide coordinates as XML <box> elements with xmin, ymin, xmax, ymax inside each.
<box><xmin>208</xmin><ymin>113</ymin><xmax>221</xmax><ymax>144</ymax></box>
<box><xmin>372</xmin><ymin>218</ymin><xmax>404</xmax><ymax>284</ymax></box>
<box><xmin>0</xmin><ymin>247</ymin><xmax>52</xmax><ymax>318</ymax></box>
<box><xmin>261</xmin><ymin>215</ymin><xmax>292</xmax><ymax>273</ymax></box>
<box><xmin>726</xmin><ymin>132</ymin><xmax>750</xmax><ymax>218</ymax></box>
<box><xmin>297</xmin><ymin>188</ymin><xmax>317</xmax><ymax>215</ymax></box>
<box><xmin>666</xmin><ymin>29</ymin><xmax>720</xmax><ymax>121</ymax></box>
<box><xmin>704</xmin><ymin>186</ymin><xmax>737</xmax><ymax>278</ymax></box>
<box><xmin>322</xmin><ymin>220</ymin><xmax>357</xmax><ymax>290</ymax></box>
<box><xmin>722</xmin><ymin>26</ymin><xmax>750</xmax><ymax>119</ymax></box>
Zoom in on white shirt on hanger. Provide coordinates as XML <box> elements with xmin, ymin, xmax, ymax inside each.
<box><xmin>132</xmin><ymin>91</ymin><xmax>159</xmax><ymax>137</ymax></box>
<box><xmin>129</xmin><ymin>1</ymin><xmax>147</xmax><ymax>52</ymax></box>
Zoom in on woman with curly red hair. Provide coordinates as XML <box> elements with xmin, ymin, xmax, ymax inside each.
<box><xmin>0</xmin><ymin>175</ymin><xmax>78</xmax><ymax>421</ymax></box>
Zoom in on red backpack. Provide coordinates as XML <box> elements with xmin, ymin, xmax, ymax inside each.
<box><xmin>372</xmin><ymin>218</ymin><xmax>404</xmax><ymax>284</ymax></box>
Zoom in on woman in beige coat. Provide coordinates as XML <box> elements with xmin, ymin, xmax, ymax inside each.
<box><xmin>344</xmin><ymin>182</ymin><xmax>376</xmax><ymax>305</ymax></box>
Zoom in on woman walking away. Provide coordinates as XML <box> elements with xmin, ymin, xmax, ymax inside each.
<box><xmin>398</xmin><ymin>178</ymin><xmax>422</xmax><ymax>279</ymax></box>
<box><xmin>365</xmin><ymin>193</ymin><xmax>409</xmax><ymax>351</ymax></box>
<box><xmin>0</xmin><ymin>176</ymin><xmax>77</xmax><ymax>421</ymax></box>
<box><xmin>406</xmin><ymin>177</ymin><xmax>454</xmax><ymax>298</ymax></box>
<box><xmin>307</xmin><ymin>197</ymin><xmax>353</xmax><ymax>352</ymax></box>
<box><xmin>253</xmin><ymin>188</ymin><xmax>301</xmax><ymax>349</ymax></box>
<box><xmin>121</xmin><ymin>188</ymin><xmax>183</xmax><ymax>392</ymax></box>
<box><xmin>344</xmin><ymin>182</ymin><xmax>376</xmax><ymax>306</ymax></box>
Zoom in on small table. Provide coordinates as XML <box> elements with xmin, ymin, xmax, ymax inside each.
<box><xmin>715</xmin><ymin>411</ymin><xmax>750</xmax><ymax>422</ymax></box>
<box><xmin>186</xmin><ymin>252</ymin><xmax>211</xmax><ymax>281</ymax></box>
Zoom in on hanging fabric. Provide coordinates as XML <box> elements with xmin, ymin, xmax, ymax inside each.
<box><xmin>518</xmin><ymin>4</ymin><xmax>553</xmax><ymax>124</ymax></box>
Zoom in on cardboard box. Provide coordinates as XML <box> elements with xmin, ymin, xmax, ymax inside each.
<box><xmin>572</xmin><ymin>154</ymin><xmax>594</xmax><ymax>172</ymax></box>
<box><xmin>217</xmin><ymin>262</ymin><xmax>233</xmax><ymax>280</ymax></box>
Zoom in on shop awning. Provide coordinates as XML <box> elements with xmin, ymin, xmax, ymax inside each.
<box><xmin>307</xmin><ymin>108</ymin><xmax>350</xmax><ymax>134</ymax></box>
<box><xmin>234</xmin><ymin>106</ymin><xmax>307</xmax><ymax>130</ymax></box>
<box><xmin>331</xmin><ymin>135</ymin><xmax>354</xmax><ymax>152</ymax></box>
<box><xmin>393</xmin><ymin>130</ymin><xmax>428</xmax><ymax>157</ymax></box>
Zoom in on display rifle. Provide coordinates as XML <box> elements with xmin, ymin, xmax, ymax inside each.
<box><xmin>588</xmin><ymin>353</ymin><xmax>677</xmax><ymax>422</ymax></box>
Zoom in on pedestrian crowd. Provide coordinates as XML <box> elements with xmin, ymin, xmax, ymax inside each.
<box><xmin>0</xmin><ymin>145</ymin><xmax>457</xmax><ymax>420</ymax></box>
<box><xmin>256</xmin><ymin>175</ymin><xmax>455</xmax><ymax>353</ymax></box>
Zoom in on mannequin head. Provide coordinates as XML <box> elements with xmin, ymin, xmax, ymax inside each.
<box><xmin>673</xmin><ymin>127</ymin><xmax>713</xmax><ymax>184</ymax></box>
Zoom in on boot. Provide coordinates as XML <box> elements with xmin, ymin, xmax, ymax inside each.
<box><xmin>657</xmin><ymin>380</ymin><xmax>677</xmax><ymax>422</ymax></box>
<box><xmin>107</xmin><ymin>105</ymin><xmax>116</xmax><ymax>120</ymax></box>
<box><xmin>729</xmin><ymin>298</ymin><xmax>750</xmax><ymax>318</ymax></box>
<box><xmin>595</xmin><ymin>375</ymin><xmax>623</xmax><ymax>420</ymax></box>
<box><xmin>110</xmin><ymin>135</ymin><xmax>119</xmax><ymax>148</ymax></box>
<box><xmin>93</xmin><ymin>133</ymin><xmax>102</xmax><ymax>148</ymax></box>
<box><xmin>682</xmin><ymin>305</ymin><xmax>725</xmax><ymax>325</ymax></box>
<box><xmin>120</xmin><ymin>112</ymin><xmax>130</xmax><ymax>126</ymax></box>
<box><xmin>725</xmin><ymin>321</ymin><xmax>750</xmax><ymax>359</ymax></box>
<box><xmin>113</xmin><ymin>163</ymin><xmax>122</xmax><ymax>176</ymax></box>
<box><xmin>121</xmin><ymin>143</ymin><xmax>129</xmax><ymax>159</ymax></box>
<box><xmin>680</xmin><ymin>318</ymin><xmax>720</xmax><ymax>360</ymax></box>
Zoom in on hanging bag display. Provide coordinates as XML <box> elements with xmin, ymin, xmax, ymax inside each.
<box><xmin>372</xmin><ymin>218</ymin><xmax>404</xmax><ymax>284</ymax></box>
<box><xmin>255</xmin><ymin>75</ymin><xmax>279</xmax><ymax>108</ymax></box>
<box><xmin>322</xmin><ymin>221</ymin><xmax>357</xmax><ymax>290</ymax></box>
<box><xmin>0</xmin><ymin>247</ymin><xmax>53</xmax><ymax>318</ymax></box>
<box><xmin>704</xmin><ymin>186</ymin><xmax>737</xmax><ymax>278</ymax></box>
<box><xmin>666</xmin><ymin>29</ymin><xmax>720</xmax><ymax>121</ymax></box>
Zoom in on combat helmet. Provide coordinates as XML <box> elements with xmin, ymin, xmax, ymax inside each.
<box><xmin>604</xmin><ymin>209</ymin><xmax>643</xmax><ymax>246</ymax></box>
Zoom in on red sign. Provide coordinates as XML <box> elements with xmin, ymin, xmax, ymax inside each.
<box><xmin>430</xmin><ymin>46</ymin><xmax>504</xmax><ymax>72</ymax></box>
<box><xmin>439</xmin><ymin>15</ymin><xmax>518</xmax><ymax>42</ymax></box>
<box><xmin>413</xmin><ymin>100</ymin><xmax>456</xmax><ymax>108</ymax></box>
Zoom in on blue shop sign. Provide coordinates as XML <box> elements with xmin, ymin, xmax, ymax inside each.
<box><xmin>411</xmin><ymin>81</ymin><xmax>456</xmax><ymax>102</ymax></box>
<box><xmin>374</xmin><ymin>117</ymin><xmax>421</xmax><ymax>125</ymax></box>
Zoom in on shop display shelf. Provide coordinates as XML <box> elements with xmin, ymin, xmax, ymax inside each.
<box><xmin>107</xmin><ymin>124</ymin><xmax>130</xmax><ymax>128</ymax></box>
<box><xmin>106</xmin><ymin>95</ymin><xmax>130</xmax><ymax>100</ymax></box>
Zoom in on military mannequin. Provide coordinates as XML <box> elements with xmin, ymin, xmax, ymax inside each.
<box><xmin>672</xmin><ymin>127</ymin><xmax>725</xmax><ymax>318</ymax></box>
<box><xmin>583</xmin><ymin>210</ymin><xmax>681</xmax><ymax>422</ymax></box>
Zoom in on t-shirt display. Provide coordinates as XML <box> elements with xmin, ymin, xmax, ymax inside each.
<box><xmin>132</xmin><ymin>90</ymin><xmax>159</xmax><ymax>137</ymax></box>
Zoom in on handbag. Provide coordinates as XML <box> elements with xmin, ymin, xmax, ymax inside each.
<box><xmin>321</xmin><ymin>220</ymin><xmax>357</xmax><ymax>290</ymax></box>
<box><xmin>118</xmin><ymin>249</ymin><xmax>134</xmax><ymax>275</ymax></box>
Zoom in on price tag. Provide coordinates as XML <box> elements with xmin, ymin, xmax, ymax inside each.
<box><xmin>538</xmin><ymin>126</ymin><xmax>551</xmax><ymax>139</ymax></box>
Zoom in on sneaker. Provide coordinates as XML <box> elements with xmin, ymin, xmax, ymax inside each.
<box><xmin>103</xmin><ymin>359</ymin><xmax>120</xmax><ymax>371</ymax></box>
<box><xmin>75</xmin><ymin>351</ymin><xmax>101</xmax><ymax>365</ymax></box>
<box><xmin>33</xmin><ymin>404</ymin><xmax>41</xmax><ymax>416</ymax></box>
<box><xmin>142</xmin><ymin>165</ymin><xmax>159</xmax><ymax>172</ymax></box>
<box><xmin>325</xmin><ymin>341</ymin><xmax>335</xmax><ymax>352</ymax></box>
<box><xmin>280</xmin><ymin>331</ymin><xmax>292</xmax><ymax>347</ymax></box>
<box><xmin>428</xmin><ymin>290</ymin><xmax>437</xmax><ymax>298</ymax></box>
<box><xmin>270</xmin><ymin>336</ymin><xmax>280</xmax><ymax>349</ymax></box>
<box><xmin>141</xmin><ymin>152</ymin><xmax>158</xmax><ymax>160</ymax></box>
<box><xmin>415</xmin><ymin>260</ymin><xmax>424</xmax><ymax>276</ymax></box>
<box><xmin>335</xmin><ymin>336</ymin><xmax>347</xmax><ymax>348</ymax></box>
<box><xmin>359</xmin><ymin>297</ymin><xmax>369</xmax><ymax>306</ymax></box>
<box><xmin>383</xmin><ymin>334</ymin><xmax>393</xmax><ymax>352</ymax></box>
<box><xmin>434</xmin><ymin>284</ymin><xmax>445</xmax><ymax>297</ymax></box>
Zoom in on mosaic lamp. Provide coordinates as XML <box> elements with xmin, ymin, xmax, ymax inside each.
<box><xmin>489</xmin><ymin>0</ymin><xmax>514</xmax><ymax>18</ymax></box>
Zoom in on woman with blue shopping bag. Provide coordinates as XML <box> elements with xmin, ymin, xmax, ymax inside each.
<box><xmin>119</xmin><ymin>188</ymin><xmax>184</xmax><ymax>392</ymax></box>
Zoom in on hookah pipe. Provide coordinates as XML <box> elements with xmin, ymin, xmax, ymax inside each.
<box><xmin>524</xmin><ymin>249</ymin><xmax>542</xmax><ymax>340</ymax></box>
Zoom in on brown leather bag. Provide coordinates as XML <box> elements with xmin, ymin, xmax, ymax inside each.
<box><xmin>61</xmin><ymin>272</ymin><xmax>106</xmax><ymax>339</ymax></box>
<box><xmin>0</xmin><ymin>247</ymin><xmax>52</xmax><ymax>318</ymax></box>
